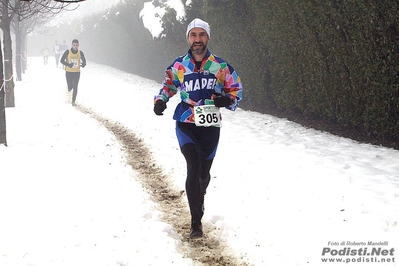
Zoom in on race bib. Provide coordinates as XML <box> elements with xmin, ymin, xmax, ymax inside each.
<box><xmin>70</xmin><ymin>59</ymin><xmax>79</xmax><ymax>68</ymax></box>
<box><xmin>194</xmin><ymin>105</ymin><xmax>221</xmax><ymax>127</ymax></box>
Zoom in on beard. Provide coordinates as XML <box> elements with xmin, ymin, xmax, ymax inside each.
<box><xmin>190</xmin><ymin>41</ymin><xmax>207</xmax><ymax>55</ymax></box>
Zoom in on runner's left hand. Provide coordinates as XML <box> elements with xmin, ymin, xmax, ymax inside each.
<box><xmin>213</xmin><ymin>95</ymin><xmax>231</xmax><ymax>107</ymax></box>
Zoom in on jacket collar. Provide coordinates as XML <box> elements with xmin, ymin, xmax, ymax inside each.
<box><xmin>187</xmin><ymin>49</ymin><xmax>211</xmax><ymax>62</ymax></box>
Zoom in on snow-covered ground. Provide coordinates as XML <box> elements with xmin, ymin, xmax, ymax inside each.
<box><xmin>1</xmin><ymin>57</ymin><xmax>398</xmax><ymax>265</ymax></box>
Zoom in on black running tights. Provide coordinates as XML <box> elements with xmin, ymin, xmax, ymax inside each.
<box><xmin>181</xmin><ymin>143</ymin><xmax>213</xmax><ymax>223</ymax></box>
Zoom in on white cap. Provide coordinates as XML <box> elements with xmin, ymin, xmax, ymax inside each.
<box><xmin>186</xmin><ymin>18</ymin><xmax>210</xmax><ymax>39</ymax></box>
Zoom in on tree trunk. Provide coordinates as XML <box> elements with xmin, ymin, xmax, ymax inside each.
<box><xmin>22</xmin><ymin>34</ymin><xmax>27</xmax><ymax>73</ymax></box>
<box><xmin>15</xmin><ymin>16</ymin><xmax>22</xmax><ymax>81</ymax></box>
<box><xmin>1</xmin><ymin>0</ymin><xmax>15</xmax><ymax>108</ymax></box>
<box><xmin>0</xmin><ymin>33</ymin><xmax>7</xmax><ymax>146</ymax></box>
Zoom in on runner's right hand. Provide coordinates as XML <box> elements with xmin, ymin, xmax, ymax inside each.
<box><xmin>154</xmin><ymin>100</ymin><xmax>167</xmax><ymax>115</ymax></box>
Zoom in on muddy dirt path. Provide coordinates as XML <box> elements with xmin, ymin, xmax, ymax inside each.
<box><xmin>75</xmin><ymin>105</ymin><xmax>248</xmax><ymax>265</ymax></box>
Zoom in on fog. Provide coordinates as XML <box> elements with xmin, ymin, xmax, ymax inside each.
<box><xmin>27</xmin><ymin>0</ymin><xmax>188</xmax><ymax>55</ymax></box>
<box><xmin>27</xmin><ymin>0</ymin><xmax>121</xmax><ymax>57</ymax></box>
<box><xmin>27</xmin><ymin>0</ymin><xmax>190</xmax><ymax>83</ymax></box>
<box><xmin>63</xmin><ymin>0</ymin><xmax>120</xmax><ymax>20</ymax></box>
<box><xmin>140</xmin><ymin>0</ymin><xmax>187</xmax><ymax>38</ymax></box>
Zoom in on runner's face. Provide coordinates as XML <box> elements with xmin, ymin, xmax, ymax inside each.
<box><xmin>187</xmin><ymin>28</ymin><xmax>209</xmax><ymax>56</ymax></box>
<box><xmin>72</xmin><ymin>42</ymin><xmax>79</xmax><ymax>51</ymax></box>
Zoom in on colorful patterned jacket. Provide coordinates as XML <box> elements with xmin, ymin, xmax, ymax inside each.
<box><xmin>154</xmin><ymin>49</ymin><xmax>243</xmax><ymax>123</ymax></box>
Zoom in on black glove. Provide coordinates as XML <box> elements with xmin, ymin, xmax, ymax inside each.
<box><xmin>213</xmin><ymin>95</ymin><xmax>232</xmax><ymax>107</ymax></box>
<box><xmin>154</xmin><ymin>100</ymin><xmax>167</xmax><ymax>115</ymax></box>
<box><xmin>67</xmin><ymin>63</ymin><xmax>74</xmax><ymax>68</ymax></box>
<box><xmin>81</xmin><ymin>63</ymin><xmax>86</xmax><ymax>68</ymax></box>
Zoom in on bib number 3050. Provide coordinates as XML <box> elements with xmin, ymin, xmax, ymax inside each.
<box><xmin>194</xmin><ymin>105</ymin><xmax>221</xmax><ymax>127</ymax></box>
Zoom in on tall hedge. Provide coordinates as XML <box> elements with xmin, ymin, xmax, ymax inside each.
<box><xmin>195</xmin><ymin>0</ymin><xmax>399</xmax><ymax>146</ymax></box>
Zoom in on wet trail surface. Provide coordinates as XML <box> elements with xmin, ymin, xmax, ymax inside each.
<box><xmin>76</xmin><ymin>105</ymin><xmax>248</xmax><ymax>265</ymax></box>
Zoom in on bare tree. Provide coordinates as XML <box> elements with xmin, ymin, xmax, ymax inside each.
<box><xmin>0</xmin><ymin>0</ymin><xmax>76</xmax><ymax>145</ymax></box>
<box><xmin>1</xmin><ymin>0</ymin><xmax>75</xmax><ymax>107</ymax></box>
<box><xmin>13</xmin><ymin>1</ymin><xmax>78</xmax><ymax>81</ymax></box>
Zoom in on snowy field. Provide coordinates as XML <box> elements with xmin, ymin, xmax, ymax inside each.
<box><xmin>0</xmin><ymin>57</ymin><xmax>398</xmax><ymax>265</ymax></box>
